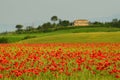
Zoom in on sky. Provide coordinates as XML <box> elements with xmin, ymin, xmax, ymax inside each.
<box><xmin>0</xmin><ymin>0</ymin><xmax>120</xmax><ymax>32</ymax></box>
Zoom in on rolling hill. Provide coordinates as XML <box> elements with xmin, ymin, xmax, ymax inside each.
<box><xmin>0</xmin><ymin>26</ymin><xmax>120</xmax><ymax>43</ymax></box>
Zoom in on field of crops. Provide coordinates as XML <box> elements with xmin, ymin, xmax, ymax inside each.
<box><xmin>0</xmin><ymin>43</ymin><xmax>120</xmax><ymax>80</ymax></box>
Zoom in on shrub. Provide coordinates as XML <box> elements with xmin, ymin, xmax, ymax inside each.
<box><xmin>22</xmin><ymin>35</ymin><xmax>36</xmax><ymax>40</ymax></box>
<box><xmin>0</xmin><ymin>37</ymin><xmax>9</xmax><ymax>43</ymax></box>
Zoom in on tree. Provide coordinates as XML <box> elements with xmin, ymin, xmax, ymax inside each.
<box><xmin>41</xmin><ymin>22</ymin><xmax>52</xmax><ymax>32</ymax></box>
<box><xmin>59</xmin><ymin>20</ymin><xmax>70</xmax><ymax>26</ymax></box>
<box><xmin>51</xmin><ymin>16</ymin><xmax>58</xmax><ymax>24</ymax></box>
<box><xmin>37</xmin><ymin>25</ymin><xmax>42</xmax><ymax>30</ymax></box>
<box><xmin>15</xmin><ymin>24</ymin><xmax>23</xmax><ymax>31</ymax></box>
<box><xmin>112</xmin><ymin>18</ymin><xmax>119</xmax><ymax>27</ymax></box>
<box><xmin>112</xmin><ymin>18</ymin><xmax>118</xmax><ymax>23</ymax></box>
<box><xmin>26</xmin><ymin>26</ymin><xmax>34</xmax><ymax>31</ymax></box>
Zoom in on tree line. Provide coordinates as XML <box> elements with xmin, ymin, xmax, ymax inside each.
<box><xmin>92</xmin><ymin>18</ymin><xmax>120</xmax><ymax>27</ymax></box>
<box><xmin>15</xmin><ymin>16</ymin><xmax>120</xmax><ymax>33</ymax></box>
<box><xmin>15</xmin><ymin>16</ymin><xmax>73</xmax><ymax>33</ymax></box>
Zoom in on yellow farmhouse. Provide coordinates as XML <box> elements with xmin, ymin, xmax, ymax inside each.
<box><xmin>74</xmin><ymin>19</ymin><xmax>89</xmax><ymax>26</ymax></box>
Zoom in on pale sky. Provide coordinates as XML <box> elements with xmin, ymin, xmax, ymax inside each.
<box><xmin>0</xmin><ymin>0</ymin><xmax>120</xmax><ymax>25</ymax></box>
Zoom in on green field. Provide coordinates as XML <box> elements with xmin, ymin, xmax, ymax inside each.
<box><xmin>0</xmin><ymin>26</ymin><xmax>120</xmax><ymax>43</ymax></box>
<box><xmin>19</xmin><ymin>32</ymin><xmax>120</xmax><ymax>43</ymax></box>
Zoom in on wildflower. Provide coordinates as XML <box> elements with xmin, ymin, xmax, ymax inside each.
<box><xmin>0</xmin><ymin>74</ymin><xmax>3</xmax><ymax>78</ymax></box>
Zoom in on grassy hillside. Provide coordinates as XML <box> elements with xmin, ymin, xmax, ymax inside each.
<box><xmin>18</xmin><ymin>32</ymin><xmax>120</xmax><ymax>43</ymax></box>
<box><xmin>0</xmin><ymin>26</ymin><xmax>120</xmax><ymax>43</ymax></box>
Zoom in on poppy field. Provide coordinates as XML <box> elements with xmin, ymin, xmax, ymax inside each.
<box><xmin>0</xmin><ymin>43</ymin><xmax>120</xmax><ymax>80</ymax></box>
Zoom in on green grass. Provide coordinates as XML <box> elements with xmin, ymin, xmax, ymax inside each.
<box><xmin>19</xmin><ymin>32</ymin><xmax>120</xmax><ymax>43</ymax></box>
<box><xmin>0</xmin><ymin>26</ymin><xmax>120</xmax><ymax>43</ymax></box>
